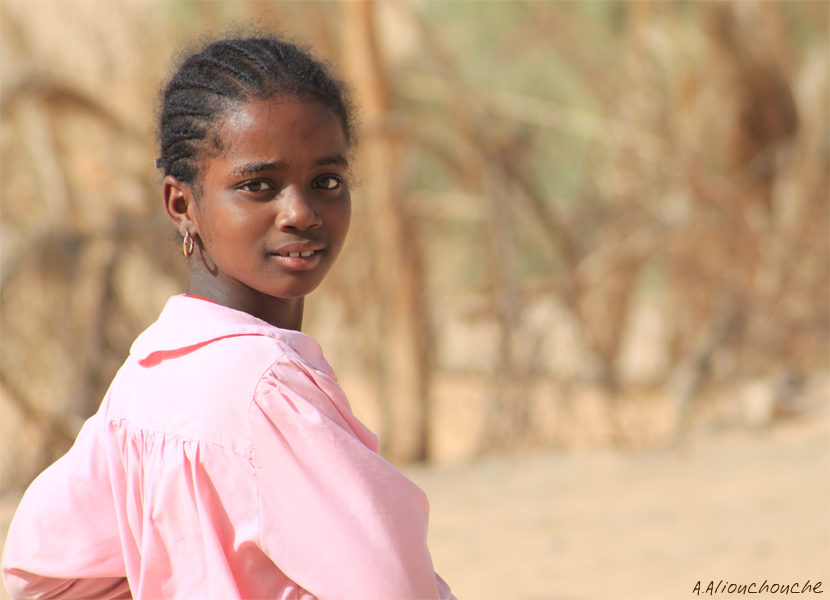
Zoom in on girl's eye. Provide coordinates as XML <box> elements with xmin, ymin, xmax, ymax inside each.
<box><xmin>239</xmin><ymin>180</ymin><xmax>273</xmax><ymax>193</ymax></box>
<box><xmin>313</xmin><ymin>175</ymin><xmax>342</xmax><ymax>191</ymax></box>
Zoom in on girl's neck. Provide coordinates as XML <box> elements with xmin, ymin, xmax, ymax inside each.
<box><xmin>188</xmin><ymin>275</ymin><xmax>305</xmax><ymax>331</ymax></box>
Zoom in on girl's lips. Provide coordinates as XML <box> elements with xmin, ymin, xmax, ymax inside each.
<box><xmin>272</xmin><ymin>241</ymin><xmax>325</xmax><ymax>256</ymax></box>
<box><xmin>277</xmin><ymin>250</ymin><xmax>316</xmax><ymax>258</ymax></box>
<box><xmin>269</xmin><ymin>249</ymin><xmax>323</xmax><ymax>271</ymax></box>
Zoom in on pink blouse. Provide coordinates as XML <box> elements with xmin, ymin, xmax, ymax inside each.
<box><xmin>2</xmin><ymin>295</ymin><xmax>453</xmax><ymax>600</ymax></box>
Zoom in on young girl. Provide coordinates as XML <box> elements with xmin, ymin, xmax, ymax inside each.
<box><xmin>2</xmin><ymin>36</ymin><xmax>454</xmax><ymax>600</ymax></box>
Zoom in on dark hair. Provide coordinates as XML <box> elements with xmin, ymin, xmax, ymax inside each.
<box><xmin>156</xmin><ymin>36</ymin><xmax>355</xmax><ymax>185</ymax></box>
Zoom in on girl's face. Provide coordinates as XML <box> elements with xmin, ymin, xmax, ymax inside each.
<box><xmin>190</xmin><ymin>98</ymin><xmax>351</xmax><ymax>306</ymax></box>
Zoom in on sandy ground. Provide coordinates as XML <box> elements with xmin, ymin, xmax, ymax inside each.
<box><xmin>1</xmin><ymin>412</ymin><xmax>828</xmax><ymax>600</ymax></box>
<box><xmin>407</xmin><ymin>412</ymin><xmax>830</xmax><ymax>599</ymax></box>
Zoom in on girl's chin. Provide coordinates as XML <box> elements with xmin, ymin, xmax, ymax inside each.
<box><xmin>257</xmin><ymin>279</ymin><xmax>327</xmax><ymax>301</ymax></box>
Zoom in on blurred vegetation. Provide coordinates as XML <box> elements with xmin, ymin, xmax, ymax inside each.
<box><xmin>1</xmin><ymin>0</ymin><xmax>827</xmax><ymax>492</ymax></box>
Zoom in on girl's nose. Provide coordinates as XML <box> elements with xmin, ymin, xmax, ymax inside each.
<box><xmin>277</xmin><ymin>186</ymin><xmax>322</xmax><ymax>231</ymax></box>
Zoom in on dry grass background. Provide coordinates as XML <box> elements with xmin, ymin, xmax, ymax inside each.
<box><xmin>1</xmin><ymin>1</ymin><xmax>828</xmax><ymax>598</ymax></box>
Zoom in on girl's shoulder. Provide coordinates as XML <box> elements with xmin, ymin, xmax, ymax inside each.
<box><xmin>102</xmin><ymin>296</ymin><xmax>333</xmax><ymax>453</ymax></box>
<box><xmin>130</xmin><ymin>295</ymin><xmax>328</xmax><ymax>371</ymax></box>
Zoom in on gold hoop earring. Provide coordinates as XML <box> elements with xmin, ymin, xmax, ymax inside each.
<box><xmin>182</xmin><ymin>231</ymin><xmax>194</xmax><ymax>258</ymax></box>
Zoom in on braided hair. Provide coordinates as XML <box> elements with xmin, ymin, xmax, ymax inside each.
<box><xmin>156</xmin><ymin>36</ymin><xmax>355</xmax><ymax>186</ymax></box>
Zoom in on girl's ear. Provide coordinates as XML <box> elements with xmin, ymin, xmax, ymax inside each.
<box><xmin>162</xmin><ymin>175</ymin><xmax>198</xmax><ymax>236</ymax></box>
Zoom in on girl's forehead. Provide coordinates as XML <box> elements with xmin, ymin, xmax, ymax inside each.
<box><xmin>221</xmin><ymin>99</ymin><xmax>275</xmax><ymax>131</ymax></box>
<box><xmin>203</xmin><ymin>98</ymin><xmax>349</xmax><ymax>168</ymax></box>
<box><xmin>213</xmin><ymin>98</ymin><xmax>346</xmax><ymax>154</ymax></box>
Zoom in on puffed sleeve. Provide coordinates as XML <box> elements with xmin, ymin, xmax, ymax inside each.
<box><xmin>2</xmin><ymin>408</ymin><xmax>130</xmax><ymax>600</ymax></box>
<box><xmin>250</xmin><ymin>353</ymin><xmax>454</xmax><ymax>600</ymax></box>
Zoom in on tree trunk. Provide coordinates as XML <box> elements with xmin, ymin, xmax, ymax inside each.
<box><xmin>342</xmin><ymin>0</ymin><xmax>432</xmax><ymax>462</ymax></box>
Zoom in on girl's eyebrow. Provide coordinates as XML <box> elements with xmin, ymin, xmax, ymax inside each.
<box><xmin>314</xmin><ymin>153</ymin><xmax>349</xmax><ymax>168</ymax></box>
<box><xmin>231</xmin><ymin>160</ymin><xmax>287</xmax><ymax>177</ymax></box>
<box><xmin>230</xmin><ymin>154</ymin><xmax>348</xmax><ymax>177</ymax></box>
